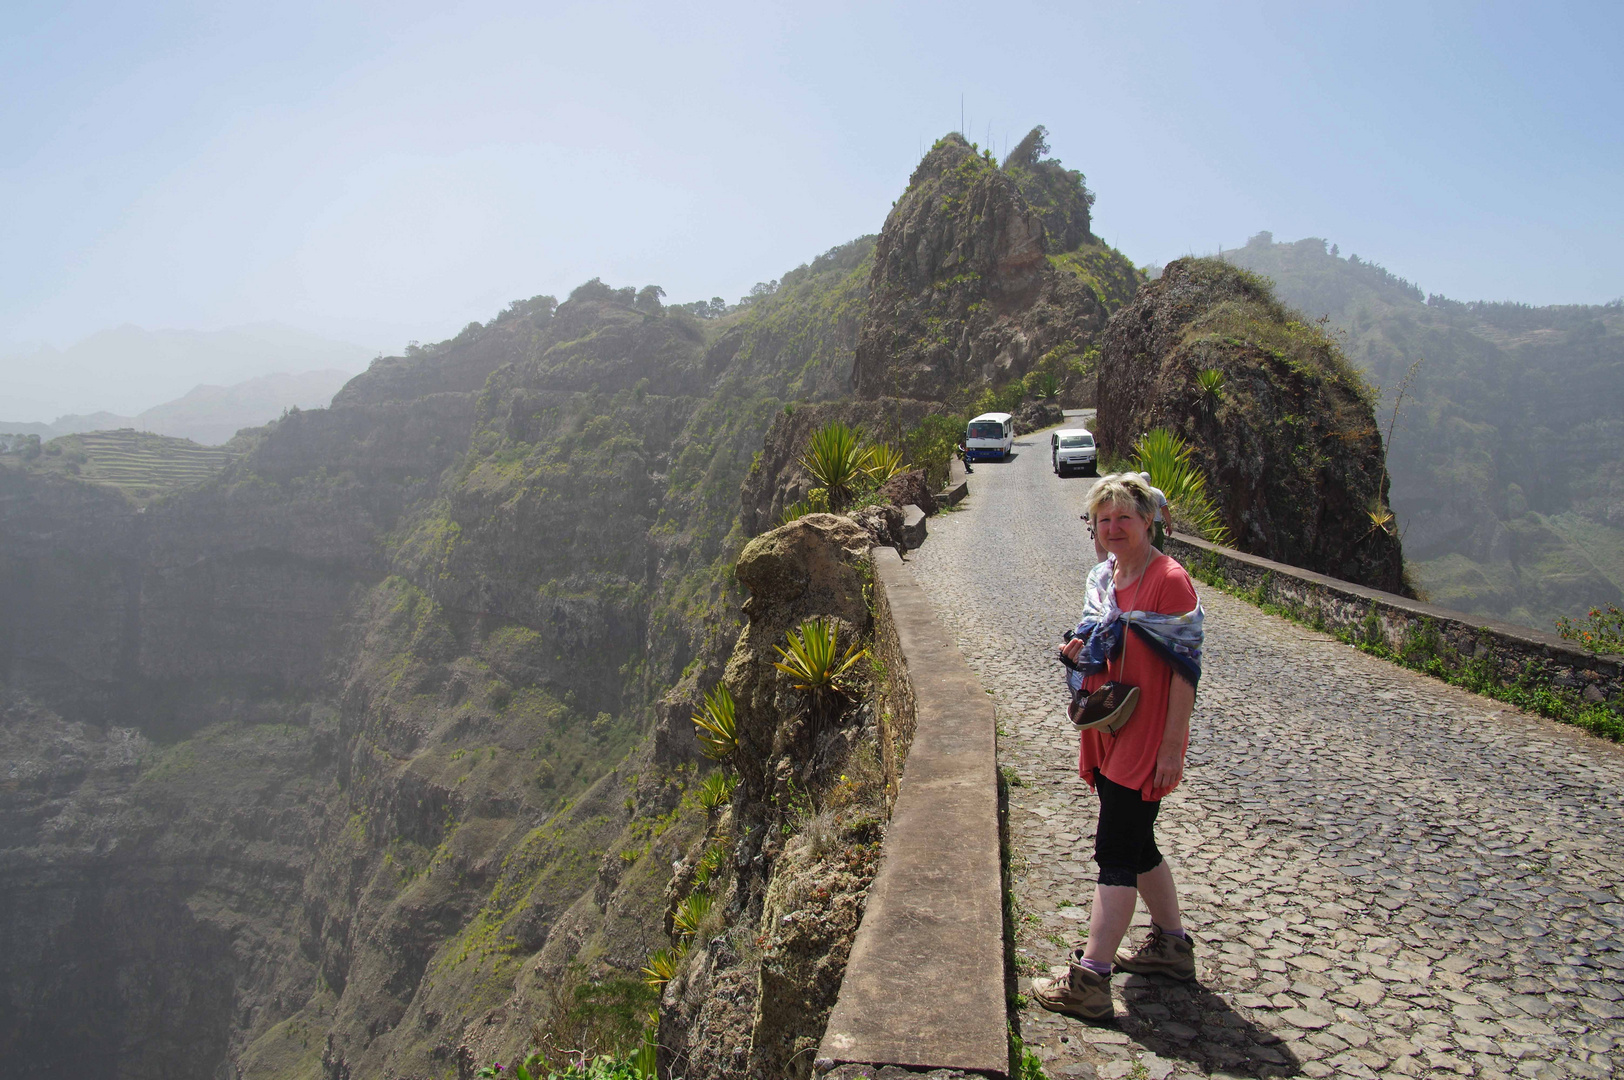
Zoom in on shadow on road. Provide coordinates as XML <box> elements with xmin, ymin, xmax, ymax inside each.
<box><xmin>1114</xmin><ymin>974</ymin><xmax>1301</xmax><ymax>1077</ymax></box>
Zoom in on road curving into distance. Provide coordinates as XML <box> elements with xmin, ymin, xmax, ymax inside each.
<box><xmin>906</xmin><ymin>422</ymin><xmax>1624</xmax><ymax>1080</ymax></box>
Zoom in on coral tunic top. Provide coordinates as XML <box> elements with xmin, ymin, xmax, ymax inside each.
<box><xmin>1077</xmin><ymin>554</ymin><xmax>1199</xmax><ymax>801</ymax></box>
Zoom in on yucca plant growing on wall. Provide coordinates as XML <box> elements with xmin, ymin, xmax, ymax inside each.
<box><xmin>691</xmin><ymin>841</ymin><xmax>727</xmax><ymax>888</ymax></box>
<box><xmin>1133</xmin><ymin>427</ymin><xmax>1232</xmax><ymax>546</ymax></box>
<box><xmin>691</xmin><ymin>684</ymin><xmax>738</xmax><ymax>761</ymax></box>
<box><xmin>774</xmin><ymin>616</ymin><xmax>869</xmax><ymax>725</ymax></box>
<box><xmin>799</xmin><ymin>421</ymin><xmax>868</xmax><ymax>511</ymax></box>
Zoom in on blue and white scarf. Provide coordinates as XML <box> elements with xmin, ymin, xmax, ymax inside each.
<box><xmin>1066</xmin><ymin>555</ymin><xmax>1204</xmax><ymax>695</ymax></box>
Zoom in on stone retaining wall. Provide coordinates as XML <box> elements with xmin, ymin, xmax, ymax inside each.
<box><xmin>817</xmin><ymin>545</ymin><xmax>1009</xmax><ymax>1078</ymax></box>
<box><xmin>868</xmin><ymin>554</ymin><xmax>916</xmax><ymax>814</ymax></box>
<box><xmin>1165</xmin><ymin>533</ymin><xmax>1624</xmax><ymax>707</ymax></box>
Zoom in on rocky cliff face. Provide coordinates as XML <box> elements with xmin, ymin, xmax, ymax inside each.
<box><xmin>1223</xmin><ymin>233</ymin><xmax>1624</xmax><ymax>629</ymax></box>
<box><xmin>0</xmin><ymin>254</ymin><xmax>878</xmax><ymax>1078</ymax></box>
<box><xmin>1096</xmin><ymin>257</ymin><xmax>1407</xmax><ymax>592</ymax></box>
<box><xmin>851</xmin><ymin>132</ymin><xmax>1141</xmax><ymax>405</ymax></box>
<box><xmin>658</xmin><ymin>515</ymin><xmax>888</xmax><ymax>1080</ymax></box>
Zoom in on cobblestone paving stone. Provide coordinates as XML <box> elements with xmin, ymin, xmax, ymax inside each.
<box><xmin>906</xmin><ymin>429</ymin><xmax>1624</xmax><ymax>1080</ymax></box>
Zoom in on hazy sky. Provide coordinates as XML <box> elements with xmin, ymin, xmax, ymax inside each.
<box><xmin>5</xmin><ymin>0</ymin><xmax>1621</xmax><ymax>359</ymax></box>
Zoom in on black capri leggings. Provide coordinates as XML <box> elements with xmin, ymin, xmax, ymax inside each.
<box><xmin>1093</xmin><ymin>769</ymin><xmax>1163</xmax><ymax>887</ymax></box>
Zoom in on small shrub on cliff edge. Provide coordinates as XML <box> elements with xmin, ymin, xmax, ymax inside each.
<box><xmin>1556</xmin><ymin>604</ymin><xmax>1624</xmax><ymax>656</ymax></box>
<box><xmin>525</xmin><ymin>970</ymin><xmax>658</xmax><ymax>1077</ymax></box>
<box><xmin>903</xmin><ymin>413</ymin><xmax>962</xmax><ymax>490</ymax></box>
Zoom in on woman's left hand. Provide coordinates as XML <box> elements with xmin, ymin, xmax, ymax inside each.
<box><xmin>1150</xmin><ymin>743</ymin><xmax>1184</xmax><ymax>799</ymax></box>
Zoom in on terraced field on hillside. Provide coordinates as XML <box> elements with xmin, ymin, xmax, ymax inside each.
<box><xmin>15</xmin><ymin>429</ymin><xmax>239</xmax><ymax>502</ymax></box>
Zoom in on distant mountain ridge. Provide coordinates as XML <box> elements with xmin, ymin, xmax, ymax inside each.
<box><xmin>1</xmin><ymin>369</ymin><xmax>355</xmax><ymax>445</ymax></box>
<box><xmin>1223</xmin><ymin>233</ymin><xmax>1624</xmax><ymax>630</ymax></box>
<box><xmin>1</xmin><ymin>322</ymin><xmax>373</xmax><ymax>420</ymax></box>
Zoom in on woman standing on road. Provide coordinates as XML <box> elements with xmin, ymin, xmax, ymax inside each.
<box><xmin>1032</xmin><ymin>473</ymin><xmax>1204</xmax><ymax>1021</ymax></box>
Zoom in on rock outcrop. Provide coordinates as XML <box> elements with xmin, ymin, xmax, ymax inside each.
<box><xmin>1096</xmin><ymin>257</ymin><xmax>1407</xmax><ymax>592</ymax></box>
<box><xmin>658</xmin><ymin>515</ymin><xmax>888</xmax><ymax>1080</ymax></box>
<box><xmin>850</xmin><ymin>132</ymin><xmax>1141</xmax><ymax>405</ymax></box>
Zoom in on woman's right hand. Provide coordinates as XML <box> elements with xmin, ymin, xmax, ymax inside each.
<box><xmin>1061</xmin><ymin>636</ymin><xmax>1085</xmax><ymax>662</ymax></box>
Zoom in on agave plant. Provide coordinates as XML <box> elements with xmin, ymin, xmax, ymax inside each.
<box><xmin>692</xmin><ymin>841</ymin><xmax>728</xmax><ymax>887</ymax></box>
<box><xmin>672</xmin><ymin>891</ymin><xmax>714</xmax><ymax>942</ymax></box>
<box><xmin>1366</xmin><ymin>502</ymin><xmax>1396</xmax><ymax>536</ymax></box>
<box><xmin>861</xmin><ymin>442</ymin><xmax>908</xmax><ymax>485</ymax></box>
<box><xmin>690</xmin><ymin>683</ymin><xmax>737</xmax><ymax>762</ymax></box>
<box><xmin>776</xmin><ymin>486</ymin><xmax>829</xmax><ymax>526</ymax></box>
<box><xmin>777</xmin><ymin>499</ymin><xmax>814</xmax><ymax>526</ymax></box>
<box><xmin>1030</xmin><ymin>371</ymin><xmax>1062</xmax><ymax>400</ymax></box>
<box><xmin>1133</xmin><ymin>427</ymin><xmax>1232</xmax><ymax>546</ymax></box>
<box><xmin>640</xmin><ymin>946</ymin><xmax>685</xmax><ymax>992</ymax></box>
<box><xmin>774</xmin><ymin>617</ymin><xmax>869</xmax><ymax>722</ymax></box>
<box><xmin>1195</xmin><ymin>367</ymin><xmax>1225</xmax><ymax>403</ymax></box>
<box><xmin>696</xmin><ymin>769</ymin><xmax>737</xmax><ymax>812</ymax></box>
<box><xmin>799</xmin><ymin>421</ymin><xmax>868</xmax><ymax>510</ymax></box>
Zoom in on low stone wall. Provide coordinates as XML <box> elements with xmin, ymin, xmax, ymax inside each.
<box><xmin>867</xmin><ymin>554</ymin><xmax>916</xmax><ymax>813</ymax></box>
<box><xmin>817</xmin><ymin>545</ymin><xmax>1008</xmax><ymax>1078</ymax></box>
<box><xmin>1165</xmin><ymin>533</ymin><xmax>1624</xmax><ymax>707</ymax></box>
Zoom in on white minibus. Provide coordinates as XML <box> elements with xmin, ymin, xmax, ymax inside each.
<box><xmin>966</xmin><ymin>412</ymin><xmax>1014</xmax><ymax>461</ymax></box>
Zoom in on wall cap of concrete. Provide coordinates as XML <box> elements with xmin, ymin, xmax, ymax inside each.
<box><xmin>901</xmin><ymin>504</ymin><xmax>927</xmax><ymax>549</ymax></box>
<box><xmin>816</xmin><ymin>545</ymin><xmax>1008</xmax><ymax>1079</ymax></box>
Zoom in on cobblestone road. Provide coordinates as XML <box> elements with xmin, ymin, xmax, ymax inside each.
<box><xmin>906</xmin><ymin>428</ymin><xmax>1624</xmax><ymax>1080</ymax></box>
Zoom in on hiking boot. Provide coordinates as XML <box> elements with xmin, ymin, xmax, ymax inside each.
<box><xmin>1031</xmin><ymin>952</ymin><xmax>1113</xmax><ymax>1021</ymax></box>
<box><xmin>1114</xmin><ymin>925</ymin><xmax>1196</xmax><ymax>981</ymax></box>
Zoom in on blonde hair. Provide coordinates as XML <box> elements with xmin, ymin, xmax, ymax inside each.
<box><xmin>1085</xmin><ymin>472</ymin><xmax>1157</xmax><ymax>525</ymax></box>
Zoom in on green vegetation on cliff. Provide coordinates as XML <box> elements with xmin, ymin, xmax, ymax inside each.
<box><xmin>1223</xmin><ymin>233</ymin><xmax>1624</xmax><ymax>630</ymax></box>
<box><xmin>1097</xmin><ymin>257</ymin><xmax>1406</xmax><ymax>592</ymax></box>
<box><xmin>1001</xmin><ymin>124</ymin><xmax>1096</xmax><ymax>253</ymax></box>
